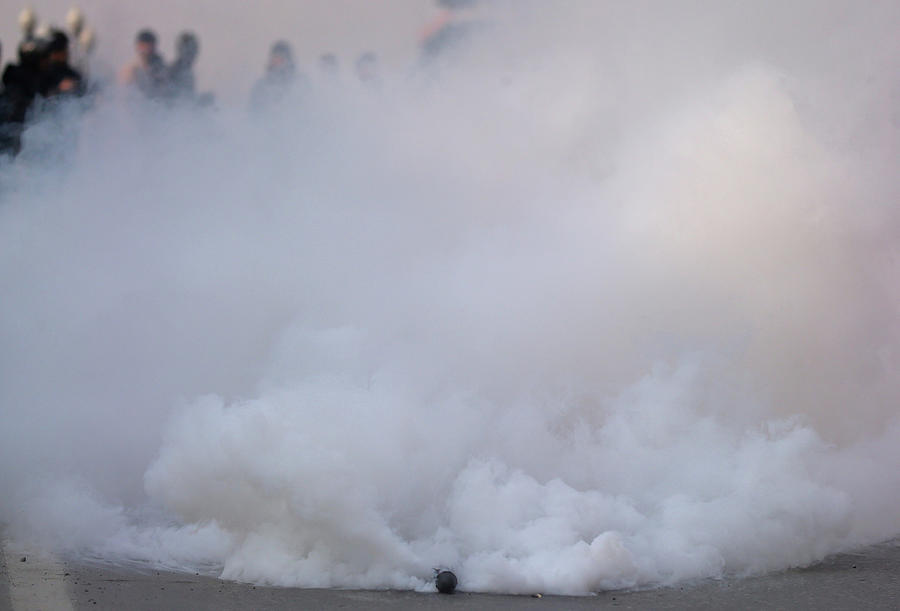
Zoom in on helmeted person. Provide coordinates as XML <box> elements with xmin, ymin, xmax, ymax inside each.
<box><xmin>12</xmin><ymin>30</ymin><xmax>86</xmax><ymax>163</ymax></box>
<box><xmin>2</xmin><ymin>37</ymin><xmax>47</xmax><ymax>114</ymax></box>
<box><xmin>18</xmin><ymin>7</ymin><xmax>38</xmax><ymax>43</ymax></box>
<box><xmin>33</xmin><ymin>23</ymin><xmax>53</xmax><ymax>44</ymax></box>
<box><xmin>65</xmin><ymin>6</ymin><xmax>94</xmax><ymax>77</ymax></box>
<box><xmin>66</xmin><ymin>7</ymin><xmax>85</xmax><ymax>37</ymax></box>
<box><xmin>249</xmin><ymin>40</ymin><xmax>305</xmax><ymax>111</ymax></box>
<box><xmin>0</xmin><ymin>35</ymin><xmax>49</xmax><ymax>156</ymax></box>
<box><xmin>119</xmin><ymin>29</ymin><xmax>167</xmax><ymax>100</ymax></box>
<box><xmin>39</xmin><ymin>30</ymin><xmax>83</xmax><ymax>97</ymax></box>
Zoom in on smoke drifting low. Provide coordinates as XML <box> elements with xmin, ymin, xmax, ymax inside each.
<box><xmin>1</xmin><ymin>1</ymin><xmax>898</xmax><ymax>595</ymax></box>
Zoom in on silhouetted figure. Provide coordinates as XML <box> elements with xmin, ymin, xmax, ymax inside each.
<box><xmin>0</xmin><ymin>37</ymin><xmax>47</xmax><ymax>156</ymax></box>
<box><xmin>168</xmin><ymin>31</ymin><xmax>199</xmax><ymax>100</ymax></box>
<box><xmin>419</xmin><ymin>0</ymin><xmax>489</xmax><ymax>65</ymax></box>
<box><xmin>39</xmin><ymin>30</ymin><xmax>83</xmax><ymax>98</ymax></box>
<box><xmin>166</xmin><ymin>31</ymin><xmax>214</xmax><ymax>108</ymax></box>
<box><xmin>318</xmin><ymin>53</ymin><xmax>339</xmax><ymax>78</ymax></box>
<box><xmin>119</xmin><ymin>29</ymin><xmax>167</xmax><ymax>100</ymax></box>
<box><xmin>250</xmin><ymin>40</ymin><xmax>300</xmax><ymax>111</ymax></box>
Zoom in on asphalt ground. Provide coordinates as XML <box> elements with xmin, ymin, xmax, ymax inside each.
<box><xmin>2</xmin><ymin>537</ymin><xmax>898</xmax><ymax>610</ymax></box>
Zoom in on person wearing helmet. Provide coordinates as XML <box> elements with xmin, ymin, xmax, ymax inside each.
<box><xmin>119</xmin><ymin>28</ymin><xmax>167</xmax><ymax>100</ymax></box>
<box><xmin>0</xmin><ymin>35</ymin><xmax>49</xmax><ymax>155</ymax></box>
<box><xmin>66</xmin><ymin>7</ymin><xmax>85</xmax><ymax>38</ymax></box>
<box><xmin>18</xmin><ymin>7</ymin><xmax>38</xmax><ymax>43</ymax></box>
<box><xmin>39</xmin><ymin>30</ymin><xmax>83</xmax><ymax>97</ymax></box>
<box><xmin>2</xmin><ymin>37</ymin><xmax>49</xmax><ymax>114</ymax></box>
<box><xmin>65</xmin><ymin>6</ymin><xmax>94</xmax><ymax>77</ymax></box>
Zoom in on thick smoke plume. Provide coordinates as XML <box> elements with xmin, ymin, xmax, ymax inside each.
<box><xmin>1</xmin><ymin>0</ymin><xmax>898</xmax><ymax>595</ymax></box>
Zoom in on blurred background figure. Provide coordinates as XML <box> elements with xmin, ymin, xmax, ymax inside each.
<box><xmin>354</xmin><ymin>51</ymin><xmax>381</xmax><ymax>89</ymax></box>
<box><xmin>316</xmin><ymin>52</ymin><xmax>342</xmax><ymax>95</ymax></box>
<box><xmin>119</xmin><ymin>28</ymin><xmax>167</xmax><ymax>100</ymax></box>
<box><xmin>167</xmin><ymin>31</ymin><xmax>215</xmax><ymax>108</ymax></box>
<box><xmin>318</xmin><ymin>53</ymin><xmax>339</xmax><ymax>78</ymax></box>
<box><xmin>249</xmin><ymin>40</ymin><xmax>304</xmax><ymax>111</ymax></box>
<box><xmin>168</xmin><ymin>31</ymin><xmax>198</xmax><ymax>99</ymax></box>
<box><xmin>419</xmin><ymin>0</ymin><xmax>488</xmax><ymax>64</ymax></box>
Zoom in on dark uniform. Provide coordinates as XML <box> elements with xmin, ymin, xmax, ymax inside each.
<box><xmin>0</xmin><ymin>40</ymin><xmax>45</xmax><ymax>156</ymax></box>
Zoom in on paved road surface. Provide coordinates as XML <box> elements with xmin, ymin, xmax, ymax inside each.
<box><xmin>2</xmin><ymin>536</ymin><xmax>898</xmax><ymax>610</ymax></box>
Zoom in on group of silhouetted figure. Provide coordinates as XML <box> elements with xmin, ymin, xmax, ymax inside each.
<box><xmin>117</xmin><ymin>28</ymin><xmax>211</xmax><ymax>107</ymax></box>
<box><xmin>1</xmin><ymin>2</ymin><xmax>484</xmax><ymax>160</ymax></box>
<box><xmin>250</xmin><ymin>44</ymin><xmax>384</xmax><ymax>111</ymax></box>
<box><xmin>0</xmin><ymin>6</ymin><xmax>392</xmax><ymax>160</ymax></box>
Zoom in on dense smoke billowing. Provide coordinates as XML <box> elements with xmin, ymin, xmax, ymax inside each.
<box><xmin>1</xmin><ymin>0</ymin><xmax>898</xmax><ymax>595</ymax></box>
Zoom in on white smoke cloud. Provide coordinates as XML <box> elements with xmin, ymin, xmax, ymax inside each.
<box><xmin>1</xmin><ymin>0</ymin><xmax>898</xmax><ymax>595</ymax></box>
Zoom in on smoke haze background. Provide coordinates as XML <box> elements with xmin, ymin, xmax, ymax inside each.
<box><xmin>1</xmin><ymin>0</ymin><xmax>899</xmax><ymax>595</ymax></box>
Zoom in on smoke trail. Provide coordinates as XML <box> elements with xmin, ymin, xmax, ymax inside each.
<box><xmin>1</xmin><ymin>0</ymin><xmax>898</xmax><ymax>595</ymax></box>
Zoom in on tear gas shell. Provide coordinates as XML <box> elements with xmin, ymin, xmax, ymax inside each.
<box><xmin>435</xmin><ymin>570</ymin><xmax>458</xmax><ymax>594</ymax></box>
